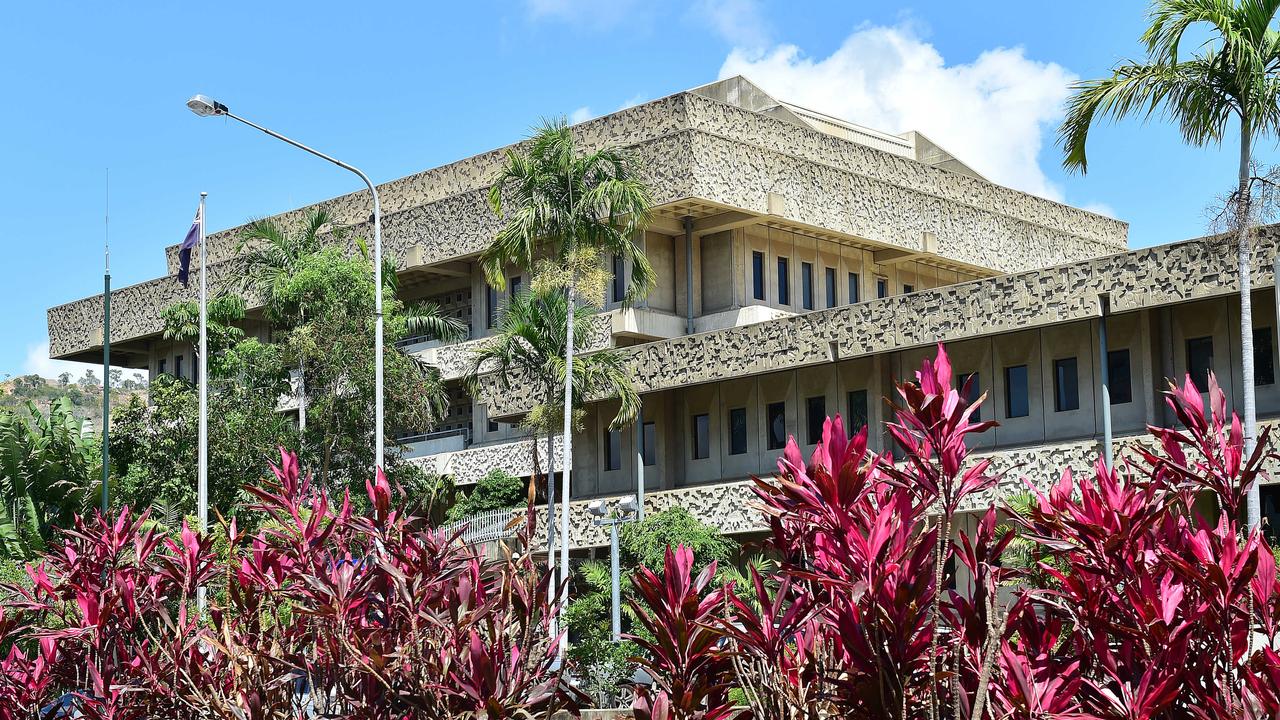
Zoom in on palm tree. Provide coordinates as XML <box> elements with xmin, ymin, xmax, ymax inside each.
<box><xmin>1060</xmin><ymin>0</ymin><xmax>1280</xmax><ymax>528</ymax></box>
<box><xmin>482</xmin><ymin>118</ymin><xmax>653</xmax><ymax>642</ymax></box>
<box><xmin>465</xmin><ymin>286</ymin><xmax>639</xmax><ymax>627</ymax></box>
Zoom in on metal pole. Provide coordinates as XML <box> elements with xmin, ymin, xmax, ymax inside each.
<box><xmin>219</xmin><ymin>111</ymin><xmax>385</xmax><ymax>472</ymax></box>
<box><xmin>635</xmin><ymin>414</ymin><xmax>645</xmax><ymax>522</ymax></box>
<box><xmin>197</xmin><ymin>192</ymin><xmax>208</xmax><ymax>613</ymax></box>
<box><xmin>684</xmin><ymin>217</ymin><xmax>694</xmax><ymax>335</ymax></box>
<box><xmin>1098</xmin><ymin>295</ymin><xmax>1113</xmax><ymax>471</ymax></box>
<box><xmin>101</xmin><ymin>171</ymin><xmax>110</xmax><ymax>514</ymax></box>
<box><xmin>610</xmin><ymin>519</ymin><xmax>621</xmax><ymax>642</ymax></box>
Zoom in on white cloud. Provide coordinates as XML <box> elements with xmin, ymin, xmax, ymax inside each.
<box><xmin>719</xmin><ymin>24</ymin><xmax>1076</xmax><ymax>201</ymax></box>
<box><xmin>694</xmin><ymin>0</ymin><xmax>770</xmax><ymax>49</ymax></box>
<box><xmin>569</xmin><ymin>106</ymin><xmax>594</xmax><ymax>124</ymax></box>
<box><xmin>22</xmin><ymin>341</ymin><xmax>94</xmax><ymax>380</ymax></box>
<box><xmin>1081</xmin><ymin>202</ymin><xmax>1117</xmax><ymax>219</ymax></box>
<box><xmin>618</xmin><ymin>93</ymin><xmax>647</xmax><ymax>111</ymax></box>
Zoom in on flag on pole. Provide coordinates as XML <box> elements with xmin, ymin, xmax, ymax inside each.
<box><xmin>178</xmin><ymin>205</ymin><xmax>203</xmax><ymax>287</ymax></box>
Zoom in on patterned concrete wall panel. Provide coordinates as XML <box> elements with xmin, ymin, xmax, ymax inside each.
<box><xmin>685</xmin><ymin>132</ymin><xmax>1120</xmax><ymax>274</ymax></box>
<box><xmin>480</xmin><ymin>229</ymin><xmax>1280</xmax><ymax>418</ymax></box>
<box><xmin>447</xmin><ymin>436</ymin><xmax>562</xmax><ymax>486</ymax></box>
<box><xmin>426</xmin><ymin>312</ymin><xmax>614</xmax><ymax>382</ymax></box>
<box><xmin>681</xmin><ymin>94</ymin><xmax>1127</xmax><ymax>247</ymax></box>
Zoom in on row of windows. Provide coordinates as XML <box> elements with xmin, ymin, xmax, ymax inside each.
<box><xmin>156</xmin><ymin>354</ymin><xmax>191</xmax><ymax>382</ymax></box>
<box><xmin>752</xmin><ymin>251</ymin><xmax>894</xmax><ymax>309</ymax></box>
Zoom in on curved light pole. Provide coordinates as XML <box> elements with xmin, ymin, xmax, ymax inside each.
<box><xmin>186</xmin><ymin>94</ymin><xmax>386</xmax><ymax>471</ymax></box>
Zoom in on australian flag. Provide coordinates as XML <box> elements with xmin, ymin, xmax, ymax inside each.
<box><xmin>177</xmin><ymin>203</ymin><xmax>203</xmax><ymax>287</ymax></box>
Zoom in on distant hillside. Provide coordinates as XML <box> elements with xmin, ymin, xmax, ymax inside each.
<box><xmin>0</xmin><ymin>373</ymin><xmax>148</xmax><ymax>431</ymax></box>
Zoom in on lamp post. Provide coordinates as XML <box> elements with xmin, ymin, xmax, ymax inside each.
<box><xmin>185</xmin><ymin>94</ymin><xmax>386</xmax><ymax>472</ymax></box>
<box><xmin>589</xmin><ymin>495</ymin><xmax>639</xmax><ymax>642</ymax></box>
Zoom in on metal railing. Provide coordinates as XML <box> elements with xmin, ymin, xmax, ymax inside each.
<box><xmin>440</xmin><ymin>508</ymin><xmax>524</xmax><ymax>545</ymax></box>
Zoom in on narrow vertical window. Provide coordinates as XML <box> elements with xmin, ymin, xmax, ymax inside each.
<box><xmin>777</xmin><ymin>257</ymin><xmax>791</xmax><ymax>305</ymax></box>
<box><xmin>824</xmin><ymin>267</ymin><xmax>837</xmax><ymax>308</ymax></box>
<box><xmin>767</xmin><ymin>401</ymin><xmax>787</xmax><ymax>450</ymax></box>
<box><xmin>848</xmin><ymin>272</ymin><xmax>860</xmax><ymax>304</ymax></box>
<box><xmin>1107</xmin><ymin>349</ymin><xmax>1133</xmax><ymax>404</ymax></box>
<box><xmin>1004</xmin><ymin>364</ymin><xmax>1029</xmax><ymax>418</ymax></box>
<box><xmin>806</xmin><ymin>395</ymin><xmax>826</xmax><ymax>444</ymax></box>
<box><xmin>1054</xmin><ymin>357</ymin><xmax>1080</xmax><ymax>412</ymax></box>
<box><xmin>509</xmin><ymin>275</ymin><xmax>522</xmax><ymax>302</ymax></box>
<box><xmin>611</xmin><ymin>255</ymin><xmax>624</xmax><ymax>303</ymax></box>
<box><xmin>1186</xmin><ymin>337</ymin><xmax>1214</xmax><ymax>390</ymax></box>
<box><xmin>728</xmin><ymin>407</ymin><xmax>747</xmax><ymax>455</ymax></box>
<box><xmin>752</xmin><ymin>251</ymin><xmax>765</xmax><ymax>301</ymax></box>
<box><xmin>175</xmin><ymin>355</ymin><xmax>184</xmax><ymax>380</ymax></box>
<box><xmin>959</xmin><ymin>372</ymin><xmax>980</xmax><ymax>421</ymax></box>
<box><xmin>605</xmin><ymin>428</ymin><xmax>622</xmax><ymax>471</ymax></box>
<box><xmin>1254</xmin><ymin>328</ymin><xmax>1275</xmax><ymax>386</ymax></box>
<box><xmin>486</xmin><ymin>284</ymin><xmax>499</xmax><ymax>329</ymax></box>
<box><xmin>642</xmin><ymin>421</ymin><xmax>657</xmax><ymax>466</ymax></box>
<box><xmin>158</xmin><ymin>358</ymin><xmax>167</xmax><ymax>376</ymax></box>
<box><xmin>801</xmin><ymin>262</ymin><xmax>814</xmax><ymax>310</ymax></box>
<box><xmin>692</xmin><ymin>414</ymin><xmax>710</xmax><ymax>460</ymax></box>
<box><xmin>876</xmin><ymin>277</ymin><xmax>888</xmax><ymax>299</ymax></box>
<box><xmin>846</xmin><ymin>389</ymin><xmax>868</xmax><ymax>433</ymax></box>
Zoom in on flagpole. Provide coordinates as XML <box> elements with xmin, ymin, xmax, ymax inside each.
<box><xmin>101</xmin><ymin>170</ymin><xmax>110</xmax><ymax>515</ymax></box>
<box><xmin>197</xmin><ymin>191</ymin><xmax>208</xmax><ymax>613</ymax></box>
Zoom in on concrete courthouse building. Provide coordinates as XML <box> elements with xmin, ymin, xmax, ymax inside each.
<box><xmin>46</xmin><ymin>77</ymin><xmax>1280</xmax><ymax>549</ymax></box>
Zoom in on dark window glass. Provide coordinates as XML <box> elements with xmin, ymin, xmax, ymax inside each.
<box><xmin>825</xmin><ymin>267</ymin><xmax>837</xmax><ymax>308</ymax></box>
<box><xmin>175</xmin><ymin>355</ymin><xmax>183</xmax><ymax>380</ymax></box>
<box><xmin>1054</xmin><ymin>357</ymin><xmax>1080</xmax><ymax>412</ymax></box>
<box><xmin>509</xmin><ymin>275</ymin><xmax>522</xmax><ymax>303</ymax></box>
<box><xmin>158</xmin><ymin>358</ymin><xmax>166</xmax><ymax>375</ymax></box>
<box><xmin>1262</xmin><ymin>485</ymin><xmax>1280</xmax><ymax>545</ymax></box>
<box><xmin>876</xmin><ymin>277</ymin><xmax>888</xmax><ymax>299</ymax></box>
<box><xmin>903</xmin><ymin>283</ymin><xmax>915</xmax><ymax>294</ymax></box>
<box><xmin>1004</xmin><ymin>365</ymin><xmax>1029</xmax><ymax>418</ymax></box>
<box><xmin>605</xmin><ymin>428</ymin><xmax>622</xmax><ymax>471</ymax></box>
<box><xmin>486</xmin><ymin>284</ymin><xmax>499</xmax><ymax>329</ymax></box>
<box><xmin>1107</xmin><ymin>349</ymin><xmax>1132</xmax><ymax>404</ymax></box>
<box><xmin>1186</xmin><ymin>336</ymin><xmax>1214</xmax><ymax>390</ymax></box>
<box><xmin>847</xmin><ymin>389</ymin><xmax>868</xmax><ymax>433</ymax></box>
<box><xmin>488</xmin><ymin>419</ymin><xmax>499</xmax><ymax>432</ymax></box>
<box><xmin>752</xmin><ymin>251</ymin><xmax>765</xmax><ymax>301</ymax></box>
<box><xmin>801</xmin><ymin>262</ymin><xmax>814</xmax><ymax>310</ymax></box>
<box><xmin>642</xmin><ymin>421</ymin><xmax>657</xmax><ymax>466</ymax></box>
<box><xmin>729</xmin><ymin>407</ymin><xmax>748</xmax><ymax>455</ymax></box>
<box><xmin>767</xmin><ymin>401</ymin><xmax>787</xmax><ymax>450</ymax></box>
<box><xmin>959</xmin><ymin>372</ymin><xmax>980</xmax><ymax>421</ymax></box>
<box><xmin>848</xmin><ymin>272</ymin><xmax>860</xmax><ymax>304</ymax></box>
<box><xmin>1255</xmin><ymin>328</ymin><xmax>1275</xmax><ymax>386</ymax></box>
<box><xmin>806</xmin><ymin>395</ymin><xmax>826</xmax><ymax>444</ymax></box>
<box><xmin>611</xmin><ymin>255</ymin><xmax>624</xmax><ymax>302</ymax></box>
<box><xmin>692</xmin><ymin>414</ymin><xmax>710</xmax><ymax>460</ymax></box>
<box><xmin>777</xmin><ymin>257</ymin><xmax>791</xmax><ymax>305</ymax></box>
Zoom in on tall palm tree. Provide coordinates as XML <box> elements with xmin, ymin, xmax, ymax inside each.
<box><xmin>465</xmin><ymin>286</ymin><xmax>639</xmax><ymax>629</ymax></box>
<box><xmin>1060</xmin><ymin>0</ymin><xmax>1280</xmax><ymax>528</ymax></box>
<box><xmin>482</xmin><ymin>118</ymin><xmax>653</xmax><ymax>644</ymax></box>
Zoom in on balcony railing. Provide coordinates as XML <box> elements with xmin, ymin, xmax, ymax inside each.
<box><xmin>397</xmin><ymin>428</ymin><xmax>471</xmax><ymax>459</ymax></box>
<box><xmin>440</xmin><ymin>508</ymin><xmax>524</xmax><ymax>545</ymax></box>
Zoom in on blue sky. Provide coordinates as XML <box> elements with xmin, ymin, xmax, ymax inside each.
<box><xmin>0</xmin><ymin>0</ymin><xmax>1270</xmax><ymax>379</ymax></box>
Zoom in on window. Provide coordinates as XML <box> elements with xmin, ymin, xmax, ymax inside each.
<box><xmin>847</xmin><ymin>389</ymin><xmax>868</xmax><ymax>433</ymax></box>
<box><xmin>509</xmin><ymin>275</ymin><xmax>522</xmax><ymax>303</ymax></box>
<box><xmin>806</xmin><ymin>395</ymin><xmax>826</xmax><ymax>444</ymax></box>
<box><xmin>175</xmin><ymin>355</ymin><xmax>184</xmax><ymax>380</ymax></box>
<box><xmin>903</xmin><ymin>283</ymin><xmax>915</xmax><ymax>294</ymax></box>
<box><xmin>692</xmin><ymin>413</ymin><xmax>710</xmax><ymax>460</ymax></box>
<box><xmin>1255</xmin><ymin>328</ymin><xmax>1275</xmax><ymax>386</ymax></box>
<box><xmin>642</xmin><ymin>421</ymin><xmax>657</xmax><ymax>466</ymax></box>
<box><xmin>605</xmin><ymin>428</ymin><xmax>622</xmax><ymax>471</ymax></box>
<box><xmin>1004</xmin><ymin>365</ymin><xmax>1029</xmax><ymax>418</ymax></box>
<box><xmin>488</xmin><ymin>418</ymin><xmax>499</xmax><ymax>433</ymax></box>
<box><xmin>848</xmin><ymin>272</ymin><xmax>860</xmax><ymax>304</ymax></box>
<box><xmin>824</xmin><ymin>267</ymin><xmax>837</xmax><ymax>308</ymax></box>
<box><xmin>729</xmin><ymin>407</ymin><xmax>748</xmax><ymax>455</ymax></box>
<box><xmin>1263</xmin><ymin>485</ymin><xmax>1280</xmax><ymax>545</ymax></box>
<box><xmin>767</xmin><ymin>401</ymin><xmax>787</xmax><ymax>450</ymax></box>
<box><xmin>752</xmin><ymin>251</ymin><xmax>765</xmax><ymax>301</ymax></box>
<box><xmin>959</xmin><ymin>372</ymin><xmax>980</xmax><ymax>421</ymax></box>
<box><xmin>876</xmin><ymin>277</ymin><xmax>888</xmax><ymax>299</ymax></box>
<box><xmin>1186</xmin><ymin>336</ymin><xmax>1214</xmax><ymax>390</ymax></box>
<box><xmin>801</xmin><ymin>262</ymin><xmax>814</xmax><ymax>310</ymax></box>
<box><xmin>486</xmin><ymin>284</ymin><xmax>499</xmax><ymax>329</ymax></box>
<box><xmin>777</xmin><ymin>257</ymin><xmax>791</xmax><ymax>305</ymax></box>
<box><xmin>611</xmin><ymin>255</ymin><xmax>624</xmax><ymax>302</ymax></box>
<box><xmin>1107</xmin><ymin>349</ymin><xmax>1132</xmax><ymax>404</ymax></box>
<box><xmin>1054</xmin><ymin>357</ymin><xmax>1080</xmax><ymax>412</ymax></box>
<box><xmin>158</xmin><ymin>358</ymin><xmax>166</xmax><ymax>375</ymax></box>
<box><xmin>193</xmin><ymin>358</ymin><xmax>199</xmax><ymax>385</ymax></box>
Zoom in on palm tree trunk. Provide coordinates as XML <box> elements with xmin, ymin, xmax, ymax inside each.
<box><xmin>557</xmin><ymin>282</ymin><xmax>576</xmax><ymax>659</ymax></box>
<box><xmin>1240</xmin><ymin>115</ymin><xmax>1261</xmax><ymax>531</ymax></box>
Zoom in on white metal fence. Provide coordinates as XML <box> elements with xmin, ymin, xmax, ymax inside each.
<box><xmin>441</xmin><ymin>508</ymin><xmax>523</xmax><ymax>545</ymax></box>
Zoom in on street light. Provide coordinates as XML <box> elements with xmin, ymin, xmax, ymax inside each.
<box><xmin>590</xmin><ymin>496</ymin><xmax>639</xmax><ymax>642</ymax></box>
<box><xmin>186</xmin><ymin>94</ymin><xmax>387</xmax><ymax>471</ymax></box>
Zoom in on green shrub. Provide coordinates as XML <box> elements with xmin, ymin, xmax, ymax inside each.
<box><xmin>446</xmin><ymin>469</ymin><xmax>526</xmax><ymax>522</ymax></box>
